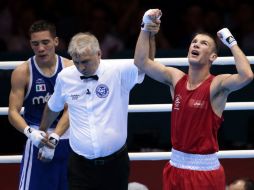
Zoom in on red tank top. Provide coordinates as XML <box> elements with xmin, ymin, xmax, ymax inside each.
<box><xmin>171</xmin><ymin>74</ymin><xmax>223</xmax><ymax>154</ymax></box>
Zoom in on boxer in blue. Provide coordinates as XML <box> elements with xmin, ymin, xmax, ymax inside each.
<box><xmin>8</xmin><ymin>20</ymin><xmax>72</xmax><ymax>190</ymax></box>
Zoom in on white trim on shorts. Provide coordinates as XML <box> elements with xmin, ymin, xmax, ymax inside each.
<box><xmin>170</xmin><ymin>148</ymin><xmax>220</xmax><ymax>171</ymax></box>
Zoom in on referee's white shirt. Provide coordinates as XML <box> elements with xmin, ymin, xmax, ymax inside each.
<box><xmin>48</xmin><ymin>60</ymin><xmax>144</xmax><ymax>159</ymax></box>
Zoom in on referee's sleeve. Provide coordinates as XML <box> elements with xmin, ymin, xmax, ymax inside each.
<box><xmin>48</xmin><ymin>76</ymin><xmax>65</xmax><ymax>112</ymax></box>
<box><xmin>121</xmin><ymin>62</ymin><xmax>144</xmax><ymax>90</ymax></box>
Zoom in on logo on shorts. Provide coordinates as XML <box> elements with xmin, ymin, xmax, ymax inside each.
<box><xmin>96</xmin><ymin>84</ymin><xmax>109</xmax><ymax>98</ymax></box>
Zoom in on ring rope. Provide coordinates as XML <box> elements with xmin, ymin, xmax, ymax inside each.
<box><xmin>1</xmin><ymin>150</ymin><xmax>254</xmax><ymax>163</ymax></box>
<box><xmin>1</xmin><ymin>102</ymin><xmax>254</xmax><ymax>115</ymax></box>
<box><xmin>0</xmin><ymin>56</ymin><xmax>254</xmax><ymax>70</ymax></box>
<box><xmin>1</xmin><ymin>57</ymin><xmax>253</xmax><ymax>163</ymax></box>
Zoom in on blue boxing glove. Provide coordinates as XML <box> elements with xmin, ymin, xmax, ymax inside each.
<box><xmin>217</xmin><ymin>28</ymin><xmax>237</xmax><ymax>48</ymax></box>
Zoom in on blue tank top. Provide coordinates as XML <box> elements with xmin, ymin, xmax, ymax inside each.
<box><xmin>23</xmin><ymin>55</ymin><xmax>64</xmax><ymax>128</ymax></box>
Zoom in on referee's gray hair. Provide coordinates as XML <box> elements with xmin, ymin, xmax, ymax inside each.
<box><xmin>68</xmin><ymin>32</ymin><xmax>100</xmax><ymax>58</ymax></box>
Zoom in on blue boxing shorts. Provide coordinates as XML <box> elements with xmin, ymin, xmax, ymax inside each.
<box><xmin>19</xmin><ymin>138</ymin><xmax>70</xmax><ymax>190</ymax></box>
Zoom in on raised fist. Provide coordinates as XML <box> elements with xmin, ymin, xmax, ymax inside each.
<box><xmin>141</xmin><ymin>9</ymin><xmax>162</xmax><ymax>32</ymax></box>
<box><xmin>217</xmin><ymin>28</ymin><xmax>237</xmax><ymax>48</ymax></box>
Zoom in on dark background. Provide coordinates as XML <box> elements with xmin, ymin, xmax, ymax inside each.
<box><xmin>0</xmin><ymin>0</ymin><xmax>254</xmax><ymax>155</ymax></box>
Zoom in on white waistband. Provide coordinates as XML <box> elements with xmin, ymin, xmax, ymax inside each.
<box><xmin>170</xmin><ymin>148</ymin><xmax>220</xmax><ymax>171</ymax></box>
<box><xmin>30</xmin><ymin>125</ymin><xmax>69</xmax><ymax>139</ymax></box>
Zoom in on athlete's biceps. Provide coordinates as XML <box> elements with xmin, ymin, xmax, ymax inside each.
<box><xmin>11</xmin><ymin>76</ymin><xmax>27</xmax><ymax>98</ymax></box>
<box><xmin>9</xmin><ymin>91</ymin><xmax>24</xmax><ymax>112</ymax></box>
<box><xmin>220</xmin><ymin>74</ymin><xmax>241</xmax><ymax>92</ymax></box>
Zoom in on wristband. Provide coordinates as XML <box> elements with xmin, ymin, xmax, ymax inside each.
<box><xmin>48</xmin><ymin>133</ymin><xmax>60</xmax><ymax>148</ymax></box>
<box><xmin>24</xmin><ymin>126</ymin><xmax>33</xmax><ymax>138</ymax></box>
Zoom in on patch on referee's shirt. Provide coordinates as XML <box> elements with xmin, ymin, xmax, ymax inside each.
<box><xmin>96</xmin><ymin>84</ymin><xmax>109</xmax><ymax>98</ymax></box>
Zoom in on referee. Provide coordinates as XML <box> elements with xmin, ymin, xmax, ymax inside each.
<box><xmin>39</xmin><ymin>32</ymin><xmax>145</xmax><ymax>190</ymax></box>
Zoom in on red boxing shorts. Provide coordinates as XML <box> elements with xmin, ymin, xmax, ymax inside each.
<box><xmin>162</xmin><ymin>149</ymin><xmax>225</xmax><ymax>190</ymax></box>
